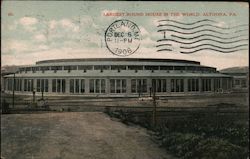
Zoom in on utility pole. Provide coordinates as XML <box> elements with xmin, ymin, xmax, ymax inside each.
<box><xmin>12</xmin><ymin>73</ymin><xmax>15</xmax><ymax>108</ymax></box>
<box><xmin>42</xmin><ymin>90</ymin><xmax>44</xmax><ymax>100</ymax></box>
<box><xmin>149</xmin><ymin>87</ymin><xmax>152</xmax><ymax>97</ymax></box>
<box><xmin>152</xmin><ymin>84</ymin><xmax>157</xmax><ymax>128</ymax></box>
<box><xmin>33</xmin><ymin>88</ymin><xmax>36</xmax><ymax>104</ymax></box>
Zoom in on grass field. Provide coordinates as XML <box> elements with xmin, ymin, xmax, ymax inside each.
<box><xmin>106</xmin><ymin>106</ymin><xmax>249</xmax><ymax>159</ymax></box>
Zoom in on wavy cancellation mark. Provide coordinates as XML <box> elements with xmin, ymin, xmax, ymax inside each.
<box><xmin>156</xmin><ymin>19</ymin><xmax>249</xmax><ymax>54</ymax></box>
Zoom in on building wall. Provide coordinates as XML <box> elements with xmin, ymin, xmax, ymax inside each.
<box><xmin>3</xmin><ymin>76</ymin><xmax>233</xmax><ymax>96</ymax></box>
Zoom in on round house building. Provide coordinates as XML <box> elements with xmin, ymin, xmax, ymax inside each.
<box><xmin>3</xmin><ymin>58</ymin><xmax>233</xmax><ymax>97</ymax></box>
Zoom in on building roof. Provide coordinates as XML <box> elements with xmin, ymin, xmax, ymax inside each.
<box><xmin>36</xmin><ymin>58</ymin><xmax>200</xmax><ymax>65</ymax></box>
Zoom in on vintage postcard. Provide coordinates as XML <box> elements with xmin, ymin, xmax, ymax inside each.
<box><xmin>1</xmin><ymin>1</ymin><xmax>249</xmax><ymax>159</ymax></box>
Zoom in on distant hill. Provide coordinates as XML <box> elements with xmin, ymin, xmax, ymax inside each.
<box><xmin>1</xmin><ymin>65</ymin><xmax>20</xmax><ymax>74</ymax></box>
<box><xmin>220</xmin><ymin>66</ymin><xmax>249</xmax><ymax>73</ymax></box>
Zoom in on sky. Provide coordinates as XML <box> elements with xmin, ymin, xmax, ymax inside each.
<box><xmin>1</xmin><ymin>1</ymin><xmax>249</xmax><ymax>70</ymax></box>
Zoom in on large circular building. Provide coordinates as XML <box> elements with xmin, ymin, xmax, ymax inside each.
<box><xmin>3</xmin><ymin>58</ymin><xmax>233</xmax><ymax>97</ymax></box>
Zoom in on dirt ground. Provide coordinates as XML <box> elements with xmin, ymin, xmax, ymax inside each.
<box><xmin>1</xmin><ymin>112</ymin><xmax>175</xmax><ymax>159</ymax></box>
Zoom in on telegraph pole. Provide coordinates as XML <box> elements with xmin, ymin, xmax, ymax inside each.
<box><xmin>33</xmin><ymin>88</ymin><xmax>36</xmax><ymax>104</ymax></box>
<box><xmin>12</xmin><ymin>73</ymin><xmax>15</xmax><ymax>108</ymax></box>
<box><xmin>152</xmin><ymin>84</ymin><xmax>157</xmax><ymax>128</ymax></box>
<box><xmin>42</xmin><ymin>90</ymin><xmax>44</xmax><ymax>100</ymax></box>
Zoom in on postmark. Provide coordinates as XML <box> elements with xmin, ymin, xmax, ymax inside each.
<box><xmin>105</xmin><ymin>19</ymin><xmax>141</xmax><ymax>56</ymax></box>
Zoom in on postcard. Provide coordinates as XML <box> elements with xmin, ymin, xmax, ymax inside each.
<box><xmin>1</xmin><ymin>1</ymin><xmax>249</xmax><ymax>159</ymax></box>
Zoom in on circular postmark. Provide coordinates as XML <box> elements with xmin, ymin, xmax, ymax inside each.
<box><xmin>105</xmin><ymin>19</ymin><xmax>141</xmax><ymax>56</ymax></box>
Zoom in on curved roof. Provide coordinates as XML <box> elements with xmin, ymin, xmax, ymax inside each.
<box><xmin>36</xmin><ymin>58</ymin><xmax>200</xmax><ymax>65</ymax></box>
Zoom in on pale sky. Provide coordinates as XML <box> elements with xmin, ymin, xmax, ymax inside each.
<box><xmin>1</xmin><ymin>1</ymin><xmax>249</xmax><ymax>70</ymax></box>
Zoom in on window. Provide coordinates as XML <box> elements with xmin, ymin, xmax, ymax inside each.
<box><xmin>37</xmin><ymin>79</ymin><xmax>49</xmax><ymax>92</ymax></box>
<box><xmin>45</xmin><ymin>79</ymin><xmax>49</xmax><ymax>92</ymax></box>
<box><xmin>145</xmin><ymin>66</ymin><xmax>159</xmax><ymax>70</ymax></box>
<box><xmin>202</xmin><ymin>79</ymin><xmax>211</xmax><ymax>91</ymax></box>
<box><xmin>214</xmin><ymin>78</ymin><xmax>221</xmax><ymax>91</ymax></box>
<box><xmin>23</xmin><ymin>79</ymin><xmax>31</xmax><ymax>91</ymax></box>
<box><xmin>13</xmin><ymin>79</ymin><xmax>17</xmax><ymax>91</ymax></box>
<box><xmin>62</xmin><ymin>79</ymin><xmax>65</xmax><ymax>93</ymax></box>
<box><xmin>241</xmin><ymin>79</ymin><xmax>247</xmax><ymax>88</ymax></box>
<box><xmin>110</xmin><ymin>79</ymin><xmax>126</xmax><ymax>93</ymax></box>
<box><xmin>235</xmin><ymin>79</ymin><xmax>240</xmax><ymax>85</ymax></box>
<box><xmin>160</xmin><ymin>66</ymin><xmax>173</xmax><ymax>70</ymax></box>
<box><xmin>23</xmin><ymin>79</ymin><xmax>33</xmax><ymax>92</ymax></box>
<box><xmin>94</xmin><ymin>65</ymin><xmax>110</xmax><ymax>70</ymax></box>
<box><xmin>7</xmin><ymin>79</ymin><xmax>13</xmax><ymax>91</ymax></box>
<box><xmin>18</xmin><ymin>79</ymin><xmax>22</xmax><ymax>91</ymax></box>
<box><xmin>222</xmin><ymin>78</ymin><xmax>232</xmax><ymax>90</ymax></box>
<box><xmin>37</xmin><ymin>79</ymin><xmax>41</xmax><ymax>92</ymax></box>
<box><xmin>101</xmin><ymin>79</ymin><xmax>106</xmax><ymax>93</ymax></box>
<box><xmin>96</xmin><ymin>79</ymin><xmax>100</xmax><ymax>93</ymax></box>
<box><xmin>110</xmin><ymin>79</ymin><xmax>115</xmax><ymax>93</ymax></box>
<box><xmin>51</xmin><ymin>66</ymin><xmax>62</xmax><ymax>73</ymax></box>
<box><xmin>128</xmin><ymin>66</ymin><xmax>143</xmax><ymax>70</ymax></box>
<box><xmin>228</xmin><ymin>79</ymin><xmax>232</xmax><ymax>89</ymax></box>
<box><xmin>70</xmin><ymin>79</ymin><xmax>74</xmax><ymax>93</ymax></box>
<box><xmin>174</xmin><ymin>66</ymin><xmax>184</xmax><ymax>71</ymax></box>
<box><xmin>19</xmin><ymin>68</ymin><xmax>25</xmax><ymax>73</ymax></box>
<box><xmin>57</xmin><ymin>79</ymin><xmax>61</xmax><ymax>92</ymax></box>
<box><xmin>208</xmin><ymin>67</ymin><xmax>216</xmax><ymax>73</ymax></box>
<box><xmin>200</xmin><ymin>67</ymin><xmax>216</xmax><ymax>73</ymax></box>
<box><xmin>116</xmin><ymin>79</ymin><xmax>121</xmax><ymax>93</ymax></box>
<box><xmin>70</xmin><ymin>79</ymin><xmax>85</xmax><ymax>94</ymax></box>
<box><xmin>5</xmin><ymin>79</ymin><xmax>9</xmax><ymax>91</ymax></box>
<box><xmin>111</xmin><ymin>65</ymin><xmax>126</xmax><ymax>70</ymax></box>
<box><xmin>25</xmin><ymin>67</ymin><xmax>32</xmax><ymax>72</ymax></box>
<box><xmin>89</xmin><ymin>79</ymin><xmax>94</xmax><ymax>93</ymax></box>
<box><xmin>188</xmin><ymin>79</ymin><xmax>199</xmax><ymax>92</ymax></box>
<box><xmin>29</xmin><ymin>79</ymin><xmax>34</xmax><ymax>91</ymax></box>
<box><xmin>152</xmin><ymin>79</ymin><xmax>167</xmax><ymax>92</ymax></box>
<box><xmin>186</xmin><ymin>66</ymin><xmax>194</xmax><ymax>71</ymax></box>
<box><xmin>52</xmin><ymin>79</ymin><xmax>65</xmax><ymax>93</ymax></box>
<box><xmin>75</xmin><ymin>79</ymin><xmax>80</xmax><ymax>93</ymax></box>
<box><xmin>51</xmin><ymin>66</ymin><xmax>63</xmax><ymax>71</ymax></box>
<box><xmin>32</xmin><ymin>67</ymin><xmax>39</xmax><ymax>73</ymax></box>
<box><xmin>52</xmin><ymin>79</ymin><xmax>56</xmax><ymax>92</ymax></box>
<box><xmin>28</xmin><ymin>79</ymin><xmax>31</xmax><ymax>91</ymax></box>
<box><xmin>14</xmin><ymin>79</ymin><xmax>22</xmax><ymax>91</ymax></box>
<box><xmin>171</xmin><ymin>79</ymin><xmax>184</xmax><ymax>92</ymax></box>
<box><xmin>131</xmin><ymin>79</ymin><xmax>147</xmax><ymax>93</ymax></box>
<box><xmin>89</xmin><ymin>79</ymin><xmax>106</xmax><ymax>93</ymax></box>
<box><xmin>41</xmin><ymin>66</ymin><xmax>50</xmax><ymax>73</ymax></box>
<box><xmin>15</xmin><ymin>79</ymin><xmax>18</xmax><ymax>91</ymax></box>
<box><xmin>64</xmin><ymin>66</ymin><xmax>77</xmax><ymax>71</ymax></box>
<box><xmin>81</xmin><ymin>79</ymin><xmax>85</xmax><ymax>93</ymax></box>
<box><xmin>222</xmin><ymin>78</ymin><xmax>228</xmax><ymax>90</ymax></box>
<box><xmin>8</xmin><ymin>78</ymin><xmax>23</xmax><ymax>91</ymax></box>
<box><xmin>41</xmin><ymin>66</ymin><xmax>50</xmax><ymax>71</ymax></box>
<box><xmin>78</xmin><ymin>65</ymin><xmax>93</xmax><ymax>70</ymax></box>
<box><xmin>24</xmin><ymin>79</ymin><xmax>27</xmax><ymax>91</ymax></box>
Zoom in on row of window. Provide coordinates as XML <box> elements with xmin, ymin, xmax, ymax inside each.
<box><xmin>131</xmin><ymin>79</ymin><xmax>147</xmax><ymax>93</ymax></box>
<box><xmin>70</xmin><ymin>79</ymin><xmax>85</xmax><ymax>93</ymax></box>
<box><xmin>37</xmin><ymin>79</ymin><xmax>49</xmax><ymax>92</ymax></box>
<box><xmin>19</xmin><ymin>65</ymin><xmax>216</xmax><ymax>73</ymax></box>
<box><xmin>6</xmin><ymin>79</ymin><xmax>34</xmax><ymax>92</ymax></box>
<box><xmin>52</xmin><ymin>79</ymin><xmax>66</xmax><ymax>93</ymax></box>
<box><xmin>4</xmin><ymin>78</ymin><xmax>232</xmax><ymax>93</ymax></box>
<box><xmin>89</xmin><ymin>79</ymin><xmax>106</xmax><ymax>93</ymax></box>
<box><xmin>234</xmin><ymin>79</ymin><xmax>247</xmax><ymax>88</ymax></box>
<box><xmin>152</xmin><ymin>79</ymin><xmax>167</xmax><ymax>92</ymax></box>
<box><xmin>110</xmin><ymin>79</ymin><xmax>126</xmax><ymax>93</ymax></box>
